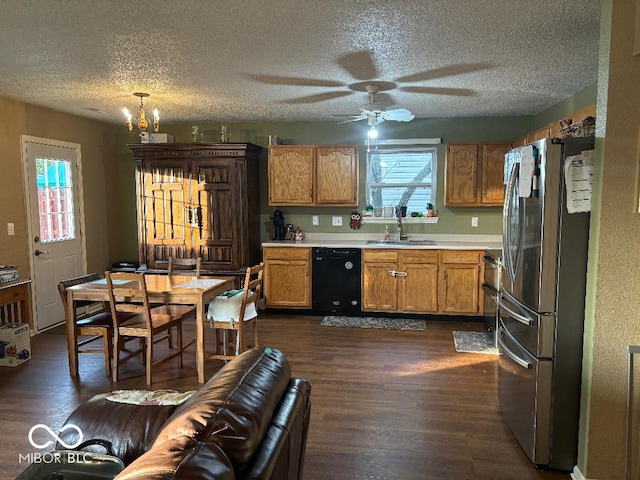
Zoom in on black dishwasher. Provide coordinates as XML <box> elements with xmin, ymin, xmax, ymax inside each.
<box><xmin>312</xmin><ymin>247</ymin><xmax>361</xmax><ymax>315</ymax></box>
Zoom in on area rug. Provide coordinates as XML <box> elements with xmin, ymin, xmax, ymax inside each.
<box><xmin>452</xmin><ymin>331</ymin><xmax>499</xmax><ymax>355</ymax></box>
<box><xmin>321</xmin><ymin>316</ymin><xmax>426</xmax><ymax>331</ymax></box>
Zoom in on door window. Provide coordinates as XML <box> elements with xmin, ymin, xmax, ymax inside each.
<box><xmin>36</xmin><ymin>158</ymin><xmax>75</xmax><ymax>243</ymax></box>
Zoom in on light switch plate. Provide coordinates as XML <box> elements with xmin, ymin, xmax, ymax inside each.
<box><xmin>312</xmin><ymin>215</ymin><xmax>319</xmax><ymax>226</ymax></box>
<box><xmin>471</xmin><ymin>217</ymin><xmax>478</xmax><ymax>227</ymax></box>
<box><xmin>332</xmin><ymin>216</ymin><xmax>342</xmax><ymax>226</ymax></box>
<box><xmin>7</xmin><ymin>223</ymin><xmax>14</xmax><ymax>236</ymax></box>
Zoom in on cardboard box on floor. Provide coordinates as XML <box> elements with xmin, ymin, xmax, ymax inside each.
<box><xmin>0</xmin><ymin>323</ymin><xmax>31</xmax><ymax>366</ymax></box>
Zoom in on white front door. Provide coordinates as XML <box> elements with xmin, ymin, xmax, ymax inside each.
<box><xmin>21</xmin><ymin>136</ymin><xmax>86</xmax><ymax>332</ymax></box>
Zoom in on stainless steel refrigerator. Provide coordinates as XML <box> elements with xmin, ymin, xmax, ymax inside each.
<box><xmin>498</xmin><ymin>136</ymin><xmax>594</xmax><ymax>471</ymax></box>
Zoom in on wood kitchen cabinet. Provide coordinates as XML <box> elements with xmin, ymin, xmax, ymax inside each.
<box><xmin>445</xmin><ymin>143</ymin><xmax>510</xmax><ymax>207</ymax></box>
<box><xmin>268</xmin><ymin>145</ymin><xmax>358</xmax><ymax>206</ymax></box>
<box><xmin>440</xmin><ymin>250</ymin><xmax>483</xmax><ymax>314</ymax></box>
<box><xmin>130</xmin><ymin>143</ymin><xmax>262</xmax><ymax>282</ymax></box>
<box><xmin>362</xmin><ymin>249</ymin><xmax>439</xmax><ymax>313</ymax></box>
<box><xmin>362</xmin><ymin>248</ymin><xmax>483</xmax><ymax>315</ymax></box>
<box><xmin>263</xmin><ymin>247</ymin><xmax>311</xmax><ymax>308</ymax></box>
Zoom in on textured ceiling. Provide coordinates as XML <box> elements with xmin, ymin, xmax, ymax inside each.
<box><xmin>0</xmin><ymin>0</ymin><xmax>601</xmax><ymax>125</ymax></box>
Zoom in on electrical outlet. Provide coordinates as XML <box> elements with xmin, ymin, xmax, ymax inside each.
<box><xmin>471</xmin><ymin>217</ymin><xmax>478</xmax><ymax>227</ymax></box>
<box><xmin>7</xmin><ymin>223</ymin><xmax>14</xmax><ymax>236</ymax></box>
<box><xmin>312</xmin><ymin>215</ymin><xmax>319</xmax><ymax>226</ymax></box>
<box><xmin>332</xmin><ymin>216</ymin><xmax>342</xmax><ymax>227</ymax></box>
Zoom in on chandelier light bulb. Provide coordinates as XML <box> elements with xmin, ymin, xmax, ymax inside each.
<box><xmin>123</xmin><ymin>92</ymin><xmax>158</xmax><ymax>136</ymax></box>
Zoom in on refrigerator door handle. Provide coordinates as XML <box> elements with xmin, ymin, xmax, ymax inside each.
<box><xmin>503</xmin><ymin>161</ymin><xmax>521</xmax><ymax>284</ymax></box>
<box><xmin>498</xmin><ymin>327</ymin><xmax>532</xmax><ymax>369</ymax></box>
<box><xmin>499</xmin><ymin>296</ymin><xmax>534</xmax><ymax>326</ymax></box>
<box><xmin>482</xmin><ymin>283</ymin><xmax>499</xmax><ymax>297</ymax></box>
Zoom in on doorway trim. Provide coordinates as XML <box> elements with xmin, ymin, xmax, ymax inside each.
<box><xmin>20</xmin><ymin>135</ymin><xmax>88</xmax><ymax>333</ymax></box>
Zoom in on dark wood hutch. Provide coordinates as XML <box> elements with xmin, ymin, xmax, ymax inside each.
<box><xmin>129</xmin><ymin>142</ymin><xmax>263</xmax><ymax>285</ymax></box>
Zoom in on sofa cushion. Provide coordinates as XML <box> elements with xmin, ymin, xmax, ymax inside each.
<box><xmin>114</xmin><ymin>436</ymin><xmax>234</xmax><ymax>480</ymax></box>
<box><xmin>57</xmin><ymin>393</ymin><xmax>177</xmax><ymax>465</ymax></box>
<box><xmin>152</xmin><ymin>347</ymin><xmax>291</xmax><ymax>473</ymax></box>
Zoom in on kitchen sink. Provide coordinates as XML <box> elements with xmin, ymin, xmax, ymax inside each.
<box><xmin>366</xmin><ymin>239</ymin><xmax>436</xmax><ymax>246</ymax></box>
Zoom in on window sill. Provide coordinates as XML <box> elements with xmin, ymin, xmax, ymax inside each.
<box><xmin>362</xmin><ymin>216</ymin><xmax>439</xmax><ymax>224</ymax></box>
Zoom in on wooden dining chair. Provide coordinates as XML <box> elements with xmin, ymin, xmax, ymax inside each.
<box><xmin>167</xmin><ymin>256</ymin><xmax>202</xmax><ymax>277</ymax></box>
<box><xmin>58</xmin><ymin>273</ymin><xmax>114</xmax><ymax>377</ymax></box>
<box><xmin>207</xmin><ymin>263</ymin><xmax>264</xmax><ymax>361</ymax></box>
<box><xmin>105</xmin><ymin>271</ymin><xmax>195</xmax><ymax>385</ymax></box>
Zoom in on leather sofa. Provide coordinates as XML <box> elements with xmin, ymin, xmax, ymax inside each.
<box><xmin>57</xmin><ymin>347</ymin><xmax>312</xmax><ymax>479</ymax></box>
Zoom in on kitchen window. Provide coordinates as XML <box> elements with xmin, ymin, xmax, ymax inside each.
<box><xmin>366</xmin><ymin>145</ymin><xmax>437</xmax><ymax>215</ymax></box>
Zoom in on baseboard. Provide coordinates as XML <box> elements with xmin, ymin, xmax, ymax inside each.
<box><xmin>570</xmin><ymin>465</ymin><xmax>587</xmax><ymax>480</ymax></box>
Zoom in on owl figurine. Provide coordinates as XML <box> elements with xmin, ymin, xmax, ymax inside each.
<box><xmin>350</xmin><ymin>209</ymin><xmax>362</xmax><ymax>230</ymax></box>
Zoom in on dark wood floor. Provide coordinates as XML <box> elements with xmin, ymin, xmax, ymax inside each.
<box><xmin>0</xmin><ymin>314</ymin><xmax>571</xmax><ymax>480</ymax></box>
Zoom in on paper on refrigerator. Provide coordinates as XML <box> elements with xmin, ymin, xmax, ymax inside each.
<box><xmin>518</xmin><ymin>145</ymin><xmax>535</xmax><ymax>197</ymax></box>
<box><xmin>564</xmin><ymin>150</ymin><xmax>594</xmax><ymax>213</ymax></box>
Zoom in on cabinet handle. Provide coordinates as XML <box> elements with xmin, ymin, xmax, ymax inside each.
<box><xmin>388</xmin><ymin>270</ymin><xmax>397</xmax><ymax>277</ymax></box>
<box><xmin>396</xmin><ymin>271</ymin><xmax>408</xmax><ymax>277</ymax></box>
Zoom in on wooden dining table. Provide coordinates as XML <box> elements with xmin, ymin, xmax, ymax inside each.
<box><xmin>65</xmin><ymin>274</ymin><xmax>234</xmax><ymax>383</ymax></box>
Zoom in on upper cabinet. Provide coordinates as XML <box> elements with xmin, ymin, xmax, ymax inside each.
<box><xmin>268</xmin><ymin>145</ymin><xmax>359</xmax><ymax>206</ymax></box>
<box><xmin>444</xmin><ymin>142</ymin><xmax>510</xmax><ymax>207</ymax></box>
<box><xmin>513</xmin><ymin>104</ymin><xmax>597</xmax><ymax>146</ymax></box>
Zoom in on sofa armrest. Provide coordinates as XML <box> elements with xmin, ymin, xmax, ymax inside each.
<box><xmin>57</xmin><ymin>393</ymin><xmax>177</xmax><ymax>465</ymax></box>
<box><xmin>114</xmin><ymin>436</ymin><xmax>235</xmax><ymax>480</ymax></box>
<box><xmin>241</xmin><ymin>378</ymin><xmax>312</xmax><ymax>480</ymax></box>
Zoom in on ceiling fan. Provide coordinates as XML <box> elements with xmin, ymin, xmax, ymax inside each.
<box><xmin>249</xmin><ymin>51</ymin><xmax>491</xmax><ymax>119</ymax></box>
<box><xmin>332</xmin><ymin>83</ymin><xmax>415</xmax><ymax>126</ymax></box>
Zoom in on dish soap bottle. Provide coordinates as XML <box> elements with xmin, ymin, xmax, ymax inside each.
<box><xmin>383</xmin><ymin>225</ymin><xmax>390</xmax><ymax>241</ymax></box>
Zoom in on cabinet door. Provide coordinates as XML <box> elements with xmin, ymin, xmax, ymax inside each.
<box><xmin>362</xmin><ymin>250</ymin><xmax>398</xmax><ymax>312</ymax></box>
<box><xmin>268</xmin><ymin>146</ymin><xmax>314</xmax><ymax>205</ymax></box>
<box><xmin>142</xmin><ymin>160</ymin><xmax>190</xmax><ymax>269</ymax></box>
<box><xmin>264</xmin><ymin>259</ymin><xmax>311</xmax><ymax>308</ymax></box>
<box><xmin>481</xmin><ymin>144</ymin><xmax>509</xmax><ymax>206</ymax></box>
<box><xmin>315</xmin><ymin>146</ymin><xmax>358</xmax><ymax>205</ymax></box>
<box><xmin>440</xmin><ymin>251</ymin><xmax>481</xmax><ymax>314</ymax></box>
<box><xmin>192</xmin><ymin>159</ymin><xmax>238</xmax><ymax>272</ymax></box>
<box><xmin>399</xmin><ymin>251</ymin><xmax>439</xmax><ymax>313</ymax></box>
<box><xmin>445</xmin><ymin>144</ymin><xmax>479</xmax><ymax>206</ymax></box>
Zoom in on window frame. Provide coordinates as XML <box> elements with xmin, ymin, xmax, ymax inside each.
<box><xmin>365</xmin><ymin>145</ymin><xmax>438</xmax><ymax>218</ymax></box>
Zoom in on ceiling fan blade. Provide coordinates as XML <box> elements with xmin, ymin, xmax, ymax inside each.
<box><xmin>335</xmin><ymin>115</ymin><xmax>368</xmax><ymax>124</ymax></box>
<box><xmin>394</xmin><ymin>63</ymin><xmax>495</xmax><ymax>83</ymax></box>
<box><xmin>383</xmin><ymin>108</ymin><xmax>414</xmax><ymax>122</ymax></box>
<box><xmin>282</xmin><ymin>91</ymin><xmax>353</xmax><ymax>104</ymax></box>
<box><xmin>401</xmin><ymin>86</ymin><xmax>476</xmax><ymax>97</ymax></box>
<box><xmin>250</xmin><ymin>74</ymin><xmax>345</xmax><ymax>87</ymax></box>
<box><xmin>337</xmin><ymin>50</ymin><xmax>378</xmax><ymax>81</ymax></box>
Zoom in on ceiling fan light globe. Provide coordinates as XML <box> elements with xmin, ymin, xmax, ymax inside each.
<box><xmin>368</xmin><ymin>126</ymin><xmax>378</xmax><ymax>139</ymax></box>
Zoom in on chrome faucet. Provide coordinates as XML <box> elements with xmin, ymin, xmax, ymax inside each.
<box><xmin>397</xmin><ymin>214</ymin><xmax>408</xmax><ymax>240</ymax></box>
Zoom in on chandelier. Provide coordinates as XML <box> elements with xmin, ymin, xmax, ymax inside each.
<box><xmin>123</xmin><ymin>92</ymin><xmax>159</xmax><ymax>135</ymax></box>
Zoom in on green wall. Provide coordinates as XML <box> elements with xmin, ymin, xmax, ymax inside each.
<box><xmin>111</xmin><ymin>89</ymin><xmax>596</xmax><ymax>260</ymax></box>
<box><xmin>113</xmin><ymin>116</ymin><xmax>528</xmax><ymax>258</ymax></box>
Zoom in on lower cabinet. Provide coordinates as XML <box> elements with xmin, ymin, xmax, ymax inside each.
<box><xmin>362</xmin><ymin>248</ymin><xmax>483</xmax><ymax>315</ymax></box>
<box><xmin>263</xmin><ymin>246</ymin><xmax>484</xmax><ymax>316</ymax></box>
<box><xmin>263</xmin><ymin>247</ymin><xmax>311</xmax><ymax>308</ymax></box>
<box><xmin>439</xmin><ymin>250</ymin><xmax>483</xmax><ymax>314</ymax></box>
<box><xmin>362</xmin><ymin>249</ymin><xmax>439</xmax><ymax>313</ymax></box>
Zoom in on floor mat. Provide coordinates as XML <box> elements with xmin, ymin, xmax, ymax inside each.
<box><xmin>321</xmin><ymin>315</ymin><xmax>426</xmax><ymax>331</ymax></box>
<box><xmin>452</xmin><ymin>331</ymin><xmax>499</xmax><ymax>354</ymax></box>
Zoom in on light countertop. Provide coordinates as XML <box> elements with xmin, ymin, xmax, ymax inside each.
<box><xmin>262</xmin><ymin>234</ymin><xmax>502</xmax><ymax>251</ymax></box>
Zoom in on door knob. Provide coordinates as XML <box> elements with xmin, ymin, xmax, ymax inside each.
<box><xmin>34</xmin><ymin>249</ymin><xmax>49</xmax><ymax>256</ymax></box>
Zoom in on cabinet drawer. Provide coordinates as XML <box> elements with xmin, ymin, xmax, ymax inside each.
<box><xmin>441</xmin><ymin>250</ymin><xmax>481</xmax><ymax>264</ymax></box>
<box><xmin>362</xmin><ymin>249</ymin><xmax>399</xmax><ymax>263</ymax></box>
<box><xmin>401</xmin><ymin>250</ymin><xmax>438</xmax><ymax>263</ymax></box>
<box><xmin>263</xmin><ymin>247</ymin><xmax>310</xmax><ymax>260</ymax></box>
<box><xmin>0</xmin><ymin>284</ymin><xmax>27</xmax><ymax>306</ymax></box>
